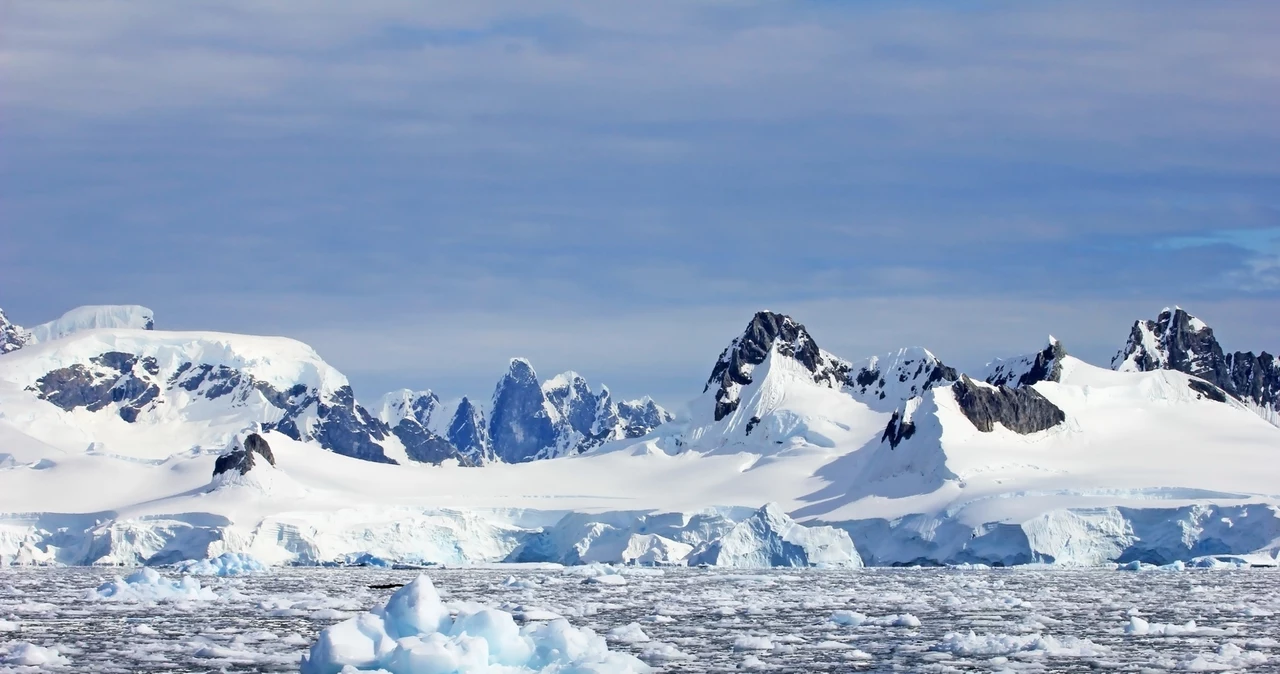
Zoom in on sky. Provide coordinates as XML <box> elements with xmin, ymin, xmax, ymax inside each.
<box><xmin>2</xmin><ymin>1</ymin><xmax>1278</xmax><ymax>409</ymax></box>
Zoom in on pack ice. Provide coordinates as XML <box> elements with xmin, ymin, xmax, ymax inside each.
<box><xmin>0</xmin><ymin>304</ymin><xmax>1278</xmax><ymax>568</ymax></box>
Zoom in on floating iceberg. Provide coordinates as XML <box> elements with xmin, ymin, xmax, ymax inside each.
<box><xmin>91</xmin><ymin>568</ymin><xmax>218</xmax><ymax>602</ymax></box>
<box><xmin>301</xmin><ymin>575</ymin><xmax>651</xmax><ymax>674</ymax></box>
<box><xmin>175</xmin><ymin>552</ymin><xmax>268</xmax><ymax>576</ymax></box>
<box><xmin>0</xmin><ymin>641</ymin><xmax>70</xmax><ymax>666</ymax></box>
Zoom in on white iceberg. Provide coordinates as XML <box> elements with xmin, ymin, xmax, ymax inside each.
<box><xmin>301</xmin><ymin>575</ymin><xmax>651</xmax><ymax>674</ymax></box>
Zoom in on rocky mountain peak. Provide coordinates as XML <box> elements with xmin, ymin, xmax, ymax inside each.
<box><xmin>1115</xmin><ymin>307</ymin><xmax>1279</xmax><ymax>426</ymax></box>
<box><xmin>0</xmin><ymin>308</ymin><xmax>31</xmax><ymax>354</ymax></box>
<box><xmin>848</xmin><ymin>347</ymin><xmax>958</xmax><ymax>411</ymax></box>
<box><xmin>447</xmin><ymin>396</ymin><xmax>493</xmax><ymax>464</ymax></box>
<box><xmin>505</xmin><ymin>358</ymin><xmax>539</xmax><ymax>384</ymax></box>
<box><xmin>1114</xmin><ymin>307</ymin><xmax>1219</xmax><ymax>376</ymax></box>
<box><xmin>983</xmin><ymin>337</ymin><xmax>1068</xmax><ymax>389</ymax></box>
<box><xmin>705</xmin><ymin>311</ymin><xmax>851</xmax><ymax>421</ymax></box>
<box><xmin>489</xmin><ymin>359</ymin><xmax>558</xmax><ymax>463</ymax></box>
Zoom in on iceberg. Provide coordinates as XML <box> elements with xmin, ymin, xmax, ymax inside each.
<box><xmin>300</xmin><ymin>575</ymin><xmax>650</xmax><ymax>674</ymax></box>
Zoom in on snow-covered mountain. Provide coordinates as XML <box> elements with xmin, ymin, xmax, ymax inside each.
<box><xmin>377</xmin><ymin>360</ymin><xmax>672</xmax><ymax>465</ymax></box>
<box><xmin>980</xmin><ymin>337</ymin><xmax>1068</xmax><ymax>389</ymax></box>
<box><xmin>1114</xmin><ymin>307</ymin><xmax>1279</xmax><ymax>425</ymax></box>
<box><xmin>0</xmin><ymin>305</ymin><xmax>670</xmax><ymax>468</ymax></box>
<box><xmin>848</xmin><ymin>347</ymin><xmax>959</xmax><ymax>410</ymax></box>
<box><xmin>0</xmin><ymin>323</ymin><xmax>397</xmax><ymax>463</ymax></box>
<box><xmin>1</xmin><ymin>302</ymin><xmax>1278</xmax><ymax>569</ymax></box>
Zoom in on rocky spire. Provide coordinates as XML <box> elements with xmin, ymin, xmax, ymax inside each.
<box><xmin>705</xmin><ymin>311</ymin><xmax>851</xmax><ymax>421</ymax></box>
<box><xmin>983</xmin><ymin>337</ymin><xmax>1068</xmax><ymax>389</ymax></box>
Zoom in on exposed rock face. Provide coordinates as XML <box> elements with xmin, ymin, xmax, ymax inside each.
<box><xmin>1114</xmin><ymin>307</ymin><xmax>1222</xmax><ymax>376</ymax></box>
<box><xmin>1186</xmin><ymin>379</ymin><xmax>1229</xmax><ymax>404</ymax></box>
<box><xmin>0</xmin><ymin>309</ymin><xmax>30</xmax><ymax>354</ymax></box>
<box><xmin>377</xmin><ymin>368</ymin><xmax>670</xmax><ymax>466</ymax></box>
<box><xmin>488</xmin><ymin>359</ymin><xmax>559</xmax><ymax>463</ymax></box>
<box><xmin>1115</xmin><ymin>307</ymin><xmax>1280</xmax><ymax>423</ymax></box>
<box><xmin>31</xmin><ymin>351</ymin><xmax>162</xmax><ymax>423</ymax></box>
<box><xmin>705</xmin><ymin>311</ymin><xmax>852</xmax><ymax>421</ymax></box>
<box><xmin>29</xmin><ymin>352</ymin><xmax>395</xmax><ymax>463</ymax></box>
<box><xmin>446</xmin><ymin>397</ymin><xmax>493</xmax><ymax>464</ymax></box>
<box><xmin>984</xmin><ymin>338</ymin><xmax>1067</xmax><ymax>388</ymax></box>
<box><xmin>951</xmin><ymin>376</ymin><xmax>1066</xmax><ymax>434</ymax></box>
<box><xmin>617</xmin><ymin>397</ymin><xmax>673</xmax><ymax>437</ymax></box>
<box><xmin>541</xmin><ymin>373</ymin><xmax>675</xmax><ymax>454</ymax></box>
<box><xmin>213</xmin><ymin>433</ymin><xmax>276</xmax><ymax>477</ymax></box>
<box><xmin>376</xmin><ymin>390</ymin><xmax>469</xmax><ymax>465</ymax></box>
<box><xmin>849</xmin><ymin>347</ymin><xmax>958</xmax><ymax>410</ymax></box>
<box><xmin>881</xmin><ymin>409</ymin><xmax>916</xmax><ymax>449</ymax></box>
<box><xmin>486</xmin><ymin>361</ymin><xmax>672</xmax><ymax>462</ymax></box>
<box><xmin>280</xmin><ymin>385</ymin><xmax>394</xmax><ymax>464</ymax></box>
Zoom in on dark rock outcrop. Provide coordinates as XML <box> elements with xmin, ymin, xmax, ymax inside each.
<box><xmin>30</xmin><ymin>351</ymin><xmax>394</xmax><ymax>464</ymax></box>
<box><xmin>31</xmin><ymin>352</ymin><xmax>162</xmax><ymax>422</ymax></box>
<box><xmin>705</xmin><ymin>311</ymin><xmax>852</xmax><ymax>421</ymax></box>
<box><xmin>1187</xmin><ymin>379</ymin><xmax>1229</xmax><ymax>404</ymax></box>
<box><xmin>617</xmin><ymin>397</ymin><xmax>674</xmax><ymax>438</ymax></box>
<box><xmin>270</xmin><ymin>385</ymin><xmax>394</xmax><ymax>464</ymax></box>
<box><xmin>213</xmin><ymin>433</ymin><xmax>276</xmax><ymax>477</ymax></box>
<box><xmin>881</xmin><ymin>409</ymin><xmax>917</xmax><ymax>449</ymax></box>
<box><xmin>0</xmin><ymin>308</ymin><xmax>29</xmax><ymax>354</ymax></box>
<box><xmin>951</xmin><ymin>376</ymin><xmax>1066</xmax><ymax>434</ymax></box>
<box><xmin>1115</xmin><ymin>307</ymin><xmax>1280</xmax><ymax>422</ymax></box>
<box><xmin>984</xmin><ymin>339</ymin><xmax>1067</xmax><ymax>388</ymax></box>
<box><xmin>378</xmin><ymin>390</ymin><xmax>471</xmax><ymax>465</ymax></box>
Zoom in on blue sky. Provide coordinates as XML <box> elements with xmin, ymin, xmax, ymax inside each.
<box><xmin>2</xmin><ymin>1</ymin><xmax>1278</xmax><ymax>408</ymax></box>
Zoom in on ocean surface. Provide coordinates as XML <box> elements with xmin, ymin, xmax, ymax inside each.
<box><xmin>1</xmin><ymin>566</ymin><xmax>1277</xmax><ymax>672</ymax></box>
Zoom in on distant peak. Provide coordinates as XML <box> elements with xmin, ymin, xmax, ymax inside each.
<box><xmin>703</xmin><ymin>311</ymin><xmax>848</xmax><ymax>421</ymax></box>
<box><xmin>506</xmin><ymin>358</ymin><xmax>537</xmax><ymax>379</ymax></box>
<box><xmin>543</xmin><ymin>370</ymin><xmax>585</xmax><ymax>389</ymax></box>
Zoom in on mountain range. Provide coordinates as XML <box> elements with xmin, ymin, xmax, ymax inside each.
<box><xmin>0</xmin><ymin>301</ymin><xmax>1277</xmax><ymax>568</ymax></box>
<box><xmin>0</xmin><ymin>305</ymin><xmax>671</xmax><ymax>467</ymax></box>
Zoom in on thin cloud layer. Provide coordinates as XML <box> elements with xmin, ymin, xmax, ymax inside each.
<box><xmin>1</xmin><ymin>1</ymin><xmax>1277</xmax><ymax>406</ymax></box>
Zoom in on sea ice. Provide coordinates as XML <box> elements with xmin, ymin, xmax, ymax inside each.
<box><xmin>606</xmin><ymin>623</ymin><xmax>650</xmax><ymax>644</ymax></box>
<box><xmin>935</xmin><ymin>631</ymin><xmax>1110</xmax><ymax>657</ymax></box>
<box><xmin>1124</xmin><ymin>616</ymin><xmax>1234</xmax><ymax>637</ymax></box>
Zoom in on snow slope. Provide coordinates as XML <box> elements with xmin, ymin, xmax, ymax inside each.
<box><xmin>0</xmin><ymin>307</ymin><xmax>1278</xmax><ymax>568</ymax></box>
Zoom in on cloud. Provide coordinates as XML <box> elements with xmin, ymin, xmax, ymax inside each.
<box><xmin>2</xmin><ymin>1</ymin><xmax>1278</xmax><ymax>406</ymax></box>
<box><xmin>1161</xmin><ymin>227</ymin><xmax>1280</xmax><ymax>291</ymax></box>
